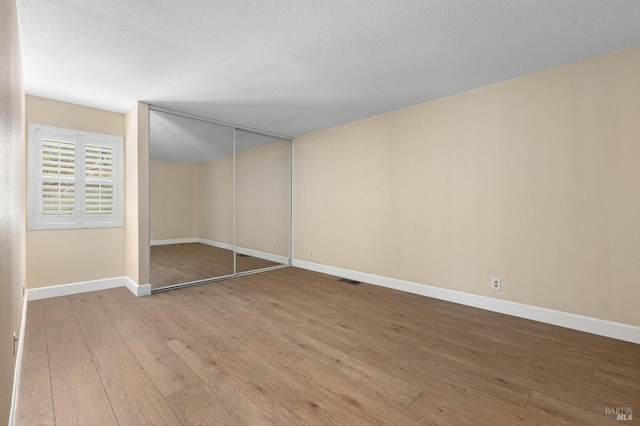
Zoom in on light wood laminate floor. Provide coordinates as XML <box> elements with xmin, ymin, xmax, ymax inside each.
<box><xmin>16</xmin><ymin>268</ymin><xmax>640</xmax><ymax>425</ymax></box>
<box><xmin>150</xmin><ymin>243</ymin><xmax>282</xmax><ymax>289</ymax></box>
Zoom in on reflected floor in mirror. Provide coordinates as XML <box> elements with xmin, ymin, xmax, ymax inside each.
<box><xmin>150</xmin><ymin>243</ymin><xmax>281</xmax><ymax>289</ymax></box>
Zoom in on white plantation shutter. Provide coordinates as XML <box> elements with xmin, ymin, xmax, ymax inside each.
<box><xmin>38</xmin><ymin>132</ymin><xmax>76</xmax><ymax>217</ymax></box>
<box><xmin>83</xmin><ymin>138</ymin><xmax>118</xmax><ymax>223</ymax></box>
<box><xmin>29</xmin><ymin>124</ymin><xmax>123</xmax><ymax>229</ymax></box>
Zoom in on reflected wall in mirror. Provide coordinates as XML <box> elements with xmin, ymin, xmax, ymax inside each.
<box><xmin>235</xmin><ymin>131</ymin><xmax>292</xmax><ymax>273</ymax></box>
<box><xmin>149</xmin><ymin>110</ymin><xmax>234</xmax><ymax>289</ymax></box>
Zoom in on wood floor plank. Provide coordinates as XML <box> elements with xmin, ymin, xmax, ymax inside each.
<box><xmin>481</xmin><ymin>318</ymin><xmax>640</xmax><ymax>363</ymax></box>
<box><xmin>259</xmin><ymin>321</ymin><xmax>422</xmax><ymax>407</ymax></box>
<box><xmin>137</xmin><ymin>301</ymin><xmax>206</xmax><ymax>342</ymax></box>
<box><xmin>206</xmin><ymin>283</ymin><xmax>256</xmax><ymax>306</ymax></box>
<box><xmin>593</xmin><ymin>359</ymin><xmax>640</xmax><ymax>390</ymax></box>
<box><xmin>256</xmin><ymin>291</ymin><xmax>350</xmax><ymax>325</ymax></box>
<box><xmin>290</xmin><ymin>356</ymin><xmax>424</xmax><ymax>425</ymax></box>
<box><xmin>115</xmin><ymin>319</ymin><xmax>201</xmax><ymax>396</ymax></box>
<box><xmin>15</xmin><ymin>350</ymin><xmax>55</xmax><ymax>425</ymax></box>
<box><xmin>329</xmin><ymin>317</ymin><xmax>426</xmax><ymax>349</ymax></box>
<box><xmin>213</xmin><ymin>314</ymin><xmax>309</xmax><ymax>366</ymax></box>
<box><xmin>43</xmin><ymin>297</ymin><xmax>99</xmax><ymax>394</ymax></box>
<box><xmin>169</xmin><ymin>332</ymin><xmax>371</xmax><ymax>425</ymax></box>
<box><xmin>92</xmin><ymin>343</ymin><xmax>181</xmax><ymax>425</ymax></box>
<box><xmin>292</xmin><ymin>317</ymin><xmax>364</xmax><ymax>353</ymax></box>
<box><xmin>418</xmin><ymin>336</ymin><xmax>498</xmax><ymax>367</ymax></box>
<box><xmin>217</xmin><ymin>344</ymin><xmax>374</xmax><ymax>426</ymax></box>
<box><xmin>93</xmin><ymin>288</ymin><xmax>140</xmax><ymax>323</ymax></box>
<box><xmin>431</xmin><ymin>339</ymin><xmax>639</xmax><ymax>419</ymax></box>
<box><xmin>167</xmin><ymin>336</ymin><xmax>307</xmax><ymax>424</ymax></box>
<box><xmin>493</xmin><ymin>343</ymin><xmax>595</xmax><ymax>380</ymax></box>
<box><xmin>480</xmin><ymin>323</ymin><xmax>640</xmax><ymax>368</ymax></box>
<box><xmin>408</xmin><ymin>384</ymin><xmax>560</xmax><ymax>426</ymax></box>
<box><xmin>526</xmin><ymin>390</ymin><xmax>609</xmax><ymax>425</ymax></box>
<box><xmin>70</xmin><ymin>293</ymin><xmax>123</xmax><ymax>350</ymax></box>
<box><xmin>352</xmin><ymin>341</ymin><xmax>532</xmax><ymax>409</ymax></box>
<box><xmin>52</xmin><ymin>380</ymin><xmax>118</xmax><ymax>426</ymax></box>
<box><xmin>166</xmin><ymin>382</ymin><xmax>246</xmax><ymax>425</ymax></box>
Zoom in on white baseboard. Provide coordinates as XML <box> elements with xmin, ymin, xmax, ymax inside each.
<box><xmin>124</xmin><ymin>277</ymin><xmax>151</xmax><ymax>297</ymax></box>
<box><xmin>150</xmin><ymin>237</ymin><xmax>197</xmax><ymax>246</ymax></box>
<box><xmin>27</xmin><ymin>277</ymin><xmax>127</xmax><ymax>301</ymax></box>
<box><xmin>292</xmin><ymin>259</ymin><xmax>640</xmax><ymax>344</ymax></box>
<box><xmin>8</xmin><ymin>295</ymin><xmax>28</xmax><ymax>426</ymax></box>
<box><xmin>197</xmin><ymin>238</ymin><xmax>288</xmax><ymax>264</ymax></box>
<box><xmin>26</xmin><ymin>276</ymin><xmax>151</xmax><ymax>300</ymax></box>
<box><xmin>236</xmin><ymin>246</ymin><xmax>290</xmax><ymax>265</ymax></box>
<box><xmin>197</xmin><ymin>238</ymin><xmax>235</xmax><ymax>251</ymax></box>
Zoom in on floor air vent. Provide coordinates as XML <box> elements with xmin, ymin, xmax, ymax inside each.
<box><xmin>338</xmin><ymin>278</ymin><xmax>361</xmax><ymax>285</ymax></box>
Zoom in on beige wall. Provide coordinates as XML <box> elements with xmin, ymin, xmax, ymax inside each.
<box><xmin>150</xmin><ymin>160</ymin><xmax>197</xmax><ymax>240</ymax></box>
<box><xmin>294</xmin><ymin>46</ymin><xmax>640</xmax><ymax>327</ymax></box>
<box><xmin>0</xmin><ymin>0</ymin><xmax>26</xmax><ymax>421</ymax></box>
<box><xmin>125</xmin><ymin>102</ymin><xmax>150</xmax><ymax>285</ymax></box>
<box><xmin>196</xmin><ymin>156</ymin><xmax>234</xmax><ymax>245</ymax></box>
<box><xmin>236</xmin><ymin>140</ymin><xmax>291</xmax><ymax>256</ymax></box>
<box><xmin>25</xmin><ymin>96</ymin><xmax>126</xmax><ymax>288</ymax></box>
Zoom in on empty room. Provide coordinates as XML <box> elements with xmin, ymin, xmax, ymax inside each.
<box><xmin>1</xmin><ymin>1</ymin><xmax>639</xmax><ymax>425</ymax></box>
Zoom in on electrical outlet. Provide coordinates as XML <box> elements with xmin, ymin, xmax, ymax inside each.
<box><xmin>151</xmin><ymin>232</ymin><xmax>155</xmax><ymax>238</ymax></box>
<box><xmin>310</xmin><ymin>250</ymin><xmax>313</xmax><ymax>257</ymax></box>
<box><xmin>272</xmin><ymin>243</ymin><xmax>276</xmax><ymax>249</ymax></box>
<box><xmin>491</xmin><ymin>277</ymin><xmax>501</xmax><ymax>291</ymax></box>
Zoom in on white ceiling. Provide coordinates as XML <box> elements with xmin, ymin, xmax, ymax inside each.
<box><xmin>17</xmin><ymin>0</ymin><xmax>640</xmax><ymax>138</ymax></box>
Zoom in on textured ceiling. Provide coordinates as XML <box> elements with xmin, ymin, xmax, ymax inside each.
<box><xmin>17</xmin><ymin>0</ymin><xmax>640</xmax><ymax>137</ymax></box>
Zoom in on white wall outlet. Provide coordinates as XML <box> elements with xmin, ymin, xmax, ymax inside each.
<box><xmin>310</xmin><ymin>250</ymin><xmax>314</xmax><ymax>257</ymax></box>
<box><xmin>272</xmin><ymin>243</ymin><xmax>276</xmax><ymax>249</ymax></box>
<box><xmin>492</xmin><ymin>277</ymin><xmax>501</xmax><ymax>291</ymax></box>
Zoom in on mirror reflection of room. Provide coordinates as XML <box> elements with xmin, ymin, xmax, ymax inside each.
<box><xmin>235</xmin><ymin>130</ymin><xmax>291</xmax><ymax>273</ymax></box>
<box><xmin>149</xmin><ymin>110</ymin><xmax>292</xmax><ymax>290</ymax></box>
<box><xmin>149</xmin><ymin>111</ymin><xmax>235</xmax><ymax>288</ymax></box>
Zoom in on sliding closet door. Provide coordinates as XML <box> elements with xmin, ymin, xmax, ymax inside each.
<box><xmin>149</xmin><ymin>110</ymin><xmax>234</xmax><ymax>289</ymax></box>
<box><xmin>234</xmin><ymin>129</ymin><xmax>292</xmax><ymax>273</ymax></box>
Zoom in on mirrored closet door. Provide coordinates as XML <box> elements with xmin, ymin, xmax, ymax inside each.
<box><xmin>148</xmin><ymin>108</ymin><xmax>292</xmax><ymax>291</ymax></box>
<box><xmin>149</xmin><ymin>110</ymin><xmax>234</xmax><ymax>289</ymax></box>
<box><xmin>235</xmin><ymin>130</ymin><xmax>292</xmax><ymax>274</ymax></box>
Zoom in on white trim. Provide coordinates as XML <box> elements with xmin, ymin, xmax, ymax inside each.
<box><xmin>150</xmin><ymin>237</ymin><xmax>197</xmax><ymax>246</ymax></box>
<box><xmin>292</xmin><ymin>259</ymin><xmax>640</xmax><ymax>344</ymax></box>
<box><xmin>27</xmin><ymin>277</ymin><xmax>126</xmax><ymax>301</ymax></box>
<box><xmin>289</xmin><ymin>139</ymin><xmax>294</xmax><ymax>266</ymax></box>
<box><xmin>236</xmin><ymin>246</ymin><xmax>290</xmax><ymax>265</ymax></box>
<box><xmin>197</xmin><ymin>238</ymin><xmax>288</xmax><ymax>264</ymax></box>
<box><xmin>8</xmin><ymin>296</ymin><xmax>28</xmax><ymax>426</ymax></box>
<box><xmin>124</xmin><ymin>277</ymin><xmax>151</xmax><ymax>296</ymax></box>
<box><xmin>25</xmin><ymin>276</ymin><xmax>151</xmax><ymax>300</ymax></box>
<box><xmin>28</xmin><ymin>123</ymin><xmax>124</xmax><ymax>230</ymax></box>
<box><xmin>197</xmin><ymin>238</ymin><xmax>235</xmax><ymax>251</ymax></box>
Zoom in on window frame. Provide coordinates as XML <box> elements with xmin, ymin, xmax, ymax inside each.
<box><xmin>28</xmin><ymin>123</ymin><xmax>124</xmax><ymax>230</ymax></box>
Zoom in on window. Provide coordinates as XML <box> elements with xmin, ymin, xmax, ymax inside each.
<box><xmin>28</xmin><ymin>124</ymin><xmax>124</xmax><ymax>229</ymax></box>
